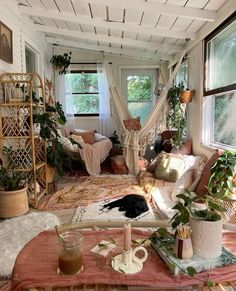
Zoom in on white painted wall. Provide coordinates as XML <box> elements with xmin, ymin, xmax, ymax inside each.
<box><xmin>54</xmin><ymin>47</ymin><xmax>161</xmax><ymax>133</ymax></box>
<box><xmin>0</xmin><ymin>0</ymin><xmax>52</xmax><ymax>78</ymax></box>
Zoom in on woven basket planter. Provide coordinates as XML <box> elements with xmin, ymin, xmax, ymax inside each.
<box><xmin>0</xmin><ymin>187</ymin><xmax>29</xmax><ymax>218</ymax></box>
<box><xmin>179</xmin><ymin>90</ymin><xmax>195</xmax><ymax>103</ymax></box>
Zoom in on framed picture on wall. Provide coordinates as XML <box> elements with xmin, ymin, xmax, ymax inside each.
<box><xmin>0</xmin><ymin>22</ymin><xmax>13</xmax><ymax>64</ymax></box>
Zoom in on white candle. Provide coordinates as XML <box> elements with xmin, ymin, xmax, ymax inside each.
<box><xmin>124</xmin><ymin>223</ymin><xmax>131</xmax><ymax>251</ymax></box>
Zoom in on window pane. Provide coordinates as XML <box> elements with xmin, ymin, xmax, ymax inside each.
<box><xmin>175</xmin><ymin>60</ymin><xmax>188</xmax><ymax>88</ymax></box>
<box><xmin>66</xmin><ymin>94</ymin><xmax>99</xmax><ymax>114</ymax></box>
<box><xmin>206</xmin><ymin>19</ymin><xmax>236</xmax><ymax>91</ymax></box>
<box><xmin>213</xmin><ymin>92</ymin><xmax>236</xmax><ymax>146</ymax></box>
<box><xmin>127</xmin><ymin>75</ymin><xmax>152</xmax><ymax>101</ymax></box>
<box><xmin>65</xmin><ymin>73</ymin><xmax>98</xmax><ymax>93</ymax></box>
<box><xmin>128</xmin><ymin>102</ymin><xmax>152</xmax><ymax>125</ymax></box>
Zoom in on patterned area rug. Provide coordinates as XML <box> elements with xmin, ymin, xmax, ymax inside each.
<box><xmin>39</xmin><ymin>174</ymin><xmax>146</xmax><ymax>211</ymax></box>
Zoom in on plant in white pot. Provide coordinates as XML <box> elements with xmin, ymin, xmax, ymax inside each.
<box><xmin>170</xmin><ymin>190</ymin><xmax>226</xmax><ymax>259</ymax></box>
<box><xmin>171</xmin><ymin>151</ymin><xmax>236</xmax><ymax>259</ymax></box>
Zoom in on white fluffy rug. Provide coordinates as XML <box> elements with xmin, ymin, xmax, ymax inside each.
<box><xmin>0</xmin><ymin>211</ymin><xmax>60</xmax><ymax>277</ymax></box>
<box><xmin>72</xmin><ymin>198</ymin><xmax>159</xmax><ymax>223</ymax></box>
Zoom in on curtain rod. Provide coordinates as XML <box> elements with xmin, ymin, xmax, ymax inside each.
<box><xmin>70</xmin><ymin>62</ymin><xmax>112</xmax><ymax>65</ymax></box>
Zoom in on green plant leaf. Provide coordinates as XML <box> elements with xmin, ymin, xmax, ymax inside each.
<box><xmin>186</xmin><ymin>266</ymin><xmax>197</xmax><ymax>277</ymax></box>
<box><xmin>206</xmin><ymin>280</ymin><xmax>215</xmax><ymax>287</ymax></box>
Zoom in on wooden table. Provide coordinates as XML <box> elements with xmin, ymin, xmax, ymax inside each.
<box><xmin>11</xmin><ymin>222</ymin><xmax>236</xmax><ymax>291</ymax></box>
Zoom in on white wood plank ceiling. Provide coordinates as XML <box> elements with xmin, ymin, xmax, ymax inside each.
<box><xmin>16</xmin><ymin>0</ymin><xmax>228</xmax><ymax>62</ymax></box>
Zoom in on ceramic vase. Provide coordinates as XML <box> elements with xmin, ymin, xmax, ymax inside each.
<box><xmin>189</xmin><ymin>217</ymin><xmax>222</xmax><ymax>258</ymax></box>
<box><xmin>174</xmin><ymin>236</ymin><xmax>193</xmax><ymax>260</ymax></box>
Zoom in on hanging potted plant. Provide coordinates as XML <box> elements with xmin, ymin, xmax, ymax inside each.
<box><xmin>50</xmin><ymin>52</ymin><xmax>72</xmax><ymax>74</ymax></box>
<box><xmin>179</xmin><ymin>88</ymin><xmax>195</xmax><ymax>103</ymax></box>
<box><xmin>179</xmin><ymin>82</ymin><xmax>195</xmax><ymax>103</ymax></box>
<box><xmin>166</xmin><ymin>85</ymin><xmax>186</xmax><ymax>148</ymax></box>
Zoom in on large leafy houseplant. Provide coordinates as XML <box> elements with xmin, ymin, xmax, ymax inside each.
<box><xmin>50</xmin><ymin>52</ymin><xmax>72</xmax><ymax>74</ymax></box>
<box><xmin>34</xmin><ymin>101</ymin><xmax>67</xmax><ymax>176</ymax></box>
<box><xmin>166</xmin><ymin>85</ymin><xmax>186</xmax><ymax>148</ymax></box>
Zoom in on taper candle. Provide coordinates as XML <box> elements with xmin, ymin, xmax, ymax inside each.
<box><xmin>124</xmin><ymin>223</ymin><xmax>131</xmax><ymax>251</ymax></box>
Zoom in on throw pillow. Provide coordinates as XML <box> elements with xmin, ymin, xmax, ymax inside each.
<box><xmin>171</xmin><ymin>168</ymin><xmax>195</xmax><ymax>202</ymax></box>
<box><xmin>70</xmin><ymin>134</ymin><xmax>85</xmax><ymax>146</ymax></box>
<box><xmin>146</xmin><ymin>151</ymin><xmax>167</xmax><ymax>173</ymax></box>
<box><xmin>58</xmin><ymin>136</ymin><xmax>77</xmax><ymax>152</ymax></box>
<box><xmin>155</xmin><ymin>155</ymin><xmax>185</xmax><ymax>182</ymax></box>
<box><xmin>123</xmin><ymin>117</ymin><xmax>141</xmax><ymax>131</ymax></box>
<box><xmin>195</xmin><ymin>150</ymin><xmax>223</xmax><ymax>196</ymax></box>
<box><xmin>72</xmin><ymin>130</ymin><xmax>96</xmax><ymax>145</ymax></box>
<box><xmin>171</xmin><ymin>140</ymin><xmax>192</xmax><ymax>155</ymax></box>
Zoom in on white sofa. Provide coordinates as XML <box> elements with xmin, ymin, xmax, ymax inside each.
<box><xmin>57</xmin><ymin>128</ymin><xmax>112</xmax><ymax>175</ymax></box>
<box><xmin>138</xmin><ymin>153</ymin><xmax>206</xmax><ymax>219</ymax></box>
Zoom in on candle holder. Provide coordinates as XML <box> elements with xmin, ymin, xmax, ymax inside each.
<box><xmin>111</xmin><ymin>246</ymin><xmax>148</xmax><ymax>274</ymax></box>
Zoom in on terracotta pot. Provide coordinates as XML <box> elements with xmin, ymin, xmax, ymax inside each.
<box><xmin>189</xmin><ymin>217</ymin><xmax>222</xmax><ymax>258</ymax></box>
<box><xmin>180</xmin><ymin>90</ymin><xmax>195</xmax><ymax>103</ymax></box>
<box><xmin>0</xmin><ymin>187</ymin><xmax>29</xmax><ymax>218</ymax></box>
<box><xmin>46</xmin><ymin>164</ymin><xmax>55</xmax><ymax>184</ymax></box>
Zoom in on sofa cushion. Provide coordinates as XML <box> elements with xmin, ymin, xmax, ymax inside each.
<box><xmin>171</xmin><ymin>168</ymin><xmax>195</xmax><ymax>202</ymax></box>
<box><xmin>171</xmin><ymin>140</ymin><xmax>192</xmax><ymax>155</ymax></box>
<box><xmin>70</xmin><ymin>134</ymin><xmax>85</xmax><ymax>146</ymax></box>
<box><xmin>146</xmin><ymin>151</ymin><xmax>166</xmax><ymax>173</ymax></box>
<box><xmin>71</xmin><ymin>130</ymin><xmax>96</xmax><ymax>145</ymax></box>
<box><xmin>195</xmin><ymin>150</ymin><xmax>222</xmax><ymax>196</ymax></box>
<box><xmin>123</xmin><ymin>117</ymin><xmax>141</xmax><ymax>131</ymax></box>
<box><xmin>155</xmin><ymin>155</ymin><xmax>185</xmax><ymax>182</ymax></box>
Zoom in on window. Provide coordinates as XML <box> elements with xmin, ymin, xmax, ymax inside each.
<box><xmin>65</xmin><ymin>71</ymin><xmax>99</xmax><ymax>116</ymax></box>
<box><xmin>122</xmin><ymin>69</ymin><xmax>157</xmax><ymax>125</ymax></box>
<box><xmin>203</xmin><ymin>13</ymin><xmax>236</xmax><ymax>150</ymax></box>
<box><xmin>175</xmin><ymin>59</ymin><xmax>188</xmax><ymax>88</ymax></box>
<box><xmin>25</xmin><ymin>45</ymin><xmax>38</xmax><ymax>73</ymax></box>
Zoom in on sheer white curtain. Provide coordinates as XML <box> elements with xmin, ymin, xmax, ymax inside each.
<box><xmin>54</xmin><ymin>72</ymin><xmax>75</xmax><ymax>128</ymax></box>
<box><xmin>97</xmin><ymin>62</ymin><xmax>114</xmax><ymax>137</ymax></box>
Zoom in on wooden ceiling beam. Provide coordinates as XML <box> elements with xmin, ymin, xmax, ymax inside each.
<box><xmin>74</xmin><ymin>0</ymin><xmax>216</xmax><ymax>22</ymax></box>
<box><xmin>34</xmin><ymin>24</ymin><xmax>183</xmax><ymax>53</ymax></box>
<box><xmin>46</xmin><ymin>37</ymin><xmax>174</xmax><ymax>61</ymax></box>
<box><xmin>19</xmin><ymin>6</ymin><xmax>196</xmax><ymax>39</ymax></box>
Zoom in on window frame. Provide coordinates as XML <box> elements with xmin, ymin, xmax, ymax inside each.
<box><xmin>65</xmin><ymin>70</ymin><xmax>99</xmax><ymax>117</ymax></box>
<box><xmin>203</xmin><ymin>12</ymin><xmax>236</xmax><ymax>97</ymax></box>
<box><xmin>202</xmin><ymin>12</ymin><xmax>236</xmax><ymax>150</ymax></box>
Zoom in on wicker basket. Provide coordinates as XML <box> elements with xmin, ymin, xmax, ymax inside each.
<box><xmin>0</xmin><ymin>187</ymin><xmax>29</xmax><ymax>218</ymax></box>
<box><xmin>179</xmin><ymin>90</ymin><xmax>194</xmax><ymax>103</ymax></box>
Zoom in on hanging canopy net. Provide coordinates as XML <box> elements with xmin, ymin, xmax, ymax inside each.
<box><xmin>105</xmin><ymin>49</ymin><xmax>187</xmax><ymax>175</ymax></box>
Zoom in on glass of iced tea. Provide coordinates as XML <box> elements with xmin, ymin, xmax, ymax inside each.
<box><xmin>57</xmin><ymin>230</ymin><xmax>83</xmax><ymax>275</ymax></box>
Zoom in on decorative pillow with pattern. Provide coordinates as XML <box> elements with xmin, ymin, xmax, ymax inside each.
<box><xmin>71</xmin><ymin>130</ymin><xmax>96</xmax><ymax>145</ymax></box>
<box><xmin>123</xmin><ymin>117</ymin><xmax>141</xmax><ymax>131</ymax></box>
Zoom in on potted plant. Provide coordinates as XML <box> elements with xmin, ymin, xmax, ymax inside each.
<box><xmin>50</xmin><ymin>52</ymin><xmax>72</xmax><ymax>74</ymax></box>
<box><xmin>166</xmin><ymin>85</ymin><xmax>186</xmax><ymax>148</ymax></box>
<box><xmin>171</xmin><ymin>188</ymin><xmax>225</xmax><ymax>258</ymax></box>
<box><xmin>32</xmin><ymin>100</ymin><xmax>67</xmax><ymax>182</ymax></box>
<box><xmin>208</xmin><ymin>150</ymin><xmax>236</xmax><ymax>200</ymax></box>
<box><xmin>0</xmin><ymin>162</ymin><xmax>29</xmax><ymax>218</ymax></box>
<box><xmin>178</xmin><ymin>82</ymin><xmax>195</xmax><ymax>104</ymax></box>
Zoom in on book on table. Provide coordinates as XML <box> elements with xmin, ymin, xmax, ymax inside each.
<box><xmin>151</xmin><ymin>238</ymin><xmax>236</xmax><ymax>275</ymax></box>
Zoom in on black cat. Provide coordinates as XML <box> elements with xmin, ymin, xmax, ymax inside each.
<box><xmin>103</xmin><ymin>194</ymin><xmax>149</xmax><ymax>218</ymax></box>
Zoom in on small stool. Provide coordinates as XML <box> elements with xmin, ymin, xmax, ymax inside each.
<box><xmin>111</xmin><ymin>155</ymin><xmax>128</xmax><ymax>174</ymax></box>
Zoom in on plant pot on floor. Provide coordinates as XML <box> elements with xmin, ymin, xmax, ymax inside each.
<box><xmin>189</xmin><ymin>217</ymin><xmax>222</xmax><ymax>258</ymax></box>
<box><xmin>0</xmin><ymin>187</ymin><xmax>29</xmax><ymax>218</ymax></box>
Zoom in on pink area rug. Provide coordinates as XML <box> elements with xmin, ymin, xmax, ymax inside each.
<box><xmin>39</xmin><ymin>174</ymin><xmax>146</xmax><ymax>211</ymax></box>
